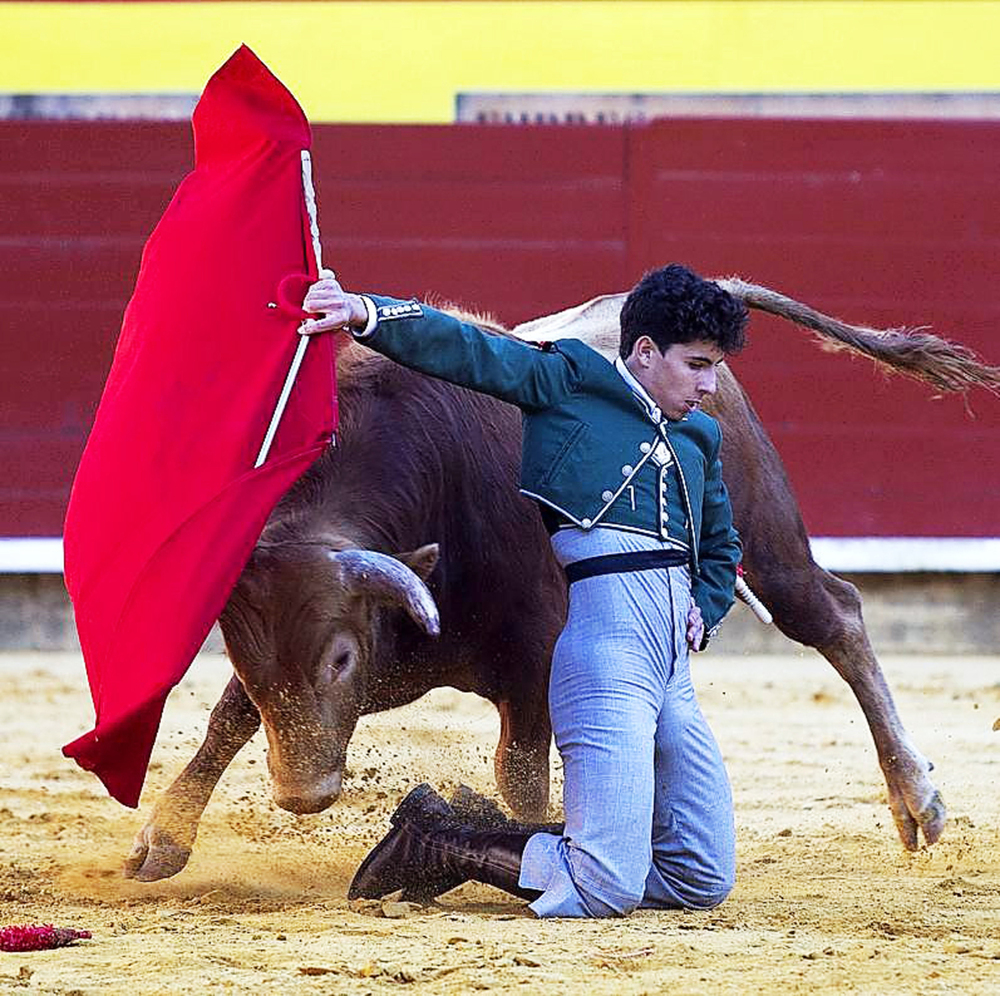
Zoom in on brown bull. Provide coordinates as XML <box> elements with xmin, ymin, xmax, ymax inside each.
<box><xmin>125</xmin><ymin>344</ymin><xmax>565</xmax><ymax>881</ymax></box>
<box><xmin>124</xmin><ymin>281</ymin><xmax>999</xmax><ymax>882</ymax></box>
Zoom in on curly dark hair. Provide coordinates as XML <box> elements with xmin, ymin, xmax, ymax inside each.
<box><xmin>619</xmin><ymin>264</ymin><xmax>748</xmax><ymax>359</ymax></box>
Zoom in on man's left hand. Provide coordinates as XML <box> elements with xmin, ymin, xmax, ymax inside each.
<box><xmin>686</xmin><ymin>604</ymin><xmax>705</xmax><ymax>650</ymax></box>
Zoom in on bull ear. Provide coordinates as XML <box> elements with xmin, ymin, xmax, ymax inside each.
<box><xmin>330</xmin><ymin>549</ymin><xmax>440</xmax><ymax>637</ymax></box>
<box><xmin>394</xmin><ymin>543</ymin><xmax>439</xmax><ymax>582</ymax></box>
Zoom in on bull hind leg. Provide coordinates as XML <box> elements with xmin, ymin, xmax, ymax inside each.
<box><xmin>123</xmin><ymin>674</ymin><xmax>261</xmax><ymax>881</ymax></box>
<box><xmin>747</xmin><ymin>560</ymin><xmax>946</xmax><ymax>849</ymax></box>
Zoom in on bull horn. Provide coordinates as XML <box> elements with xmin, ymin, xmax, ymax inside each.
<box><xmin>330</xmin><ymin>549</ymin><xmax>440</xmax><ymax>636</ymax></box>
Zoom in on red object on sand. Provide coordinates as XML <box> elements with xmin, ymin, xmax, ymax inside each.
<box><xmin>62</xmin><ymin>46</ymin><xmax>336</xmax><ymax>807</ymax></box>
<box><xmin>0</xmin><ymin>925</ymin><xmax>92</xmax><ymax>952</ymax></box>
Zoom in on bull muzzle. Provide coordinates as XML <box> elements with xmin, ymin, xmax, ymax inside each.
<box><xmin>264</xmin><ymin>724</ymin><xmax>348</xmax><ymax>815</ymax></box>
<box><xmin>271</xmin><ymin>768</ymin><xmax>344</xmax><ymax>815</ymax></box>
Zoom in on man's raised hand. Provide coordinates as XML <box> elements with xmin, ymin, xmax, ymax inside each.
<box><xmin>301</xmin><ymin>270</ymin><xmax>368</xmax><ymax>334</ymax></box>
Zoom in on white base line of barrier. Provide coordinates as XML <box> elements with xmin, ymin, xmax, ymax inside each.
<box><xmin>808</xmin><ymin>537</ymin><xmax>1000</xmax><ymax>573</ymax></box>
<box><xmin>4</xmin><ymin>537</ymin><xmax>1000</xmax><ymax>575</ymax></box>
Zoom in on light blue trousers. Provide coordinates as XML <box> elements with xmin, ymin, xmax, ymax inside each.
<box><xmin>519</xmin><ymin>528</ymin><xmax>735</xmax><ymax>918</ymax></box>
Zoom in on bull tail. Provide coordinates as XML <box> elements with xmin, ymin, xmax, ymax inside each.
<box><xmin>717</xmin><ymin>277</ymin><xmax>1000</xmax><ymax>397</ymax></box>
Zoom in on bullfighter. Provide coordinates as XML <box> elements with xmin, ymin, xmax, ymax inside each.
<box><xmin>301</xmin><ymin>263</ymin><xmax>746</xmax><ymax>917</ymax></box>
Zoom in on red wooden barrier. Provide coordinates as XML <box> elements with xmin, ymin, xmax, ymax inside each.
<box><xmin>2</xmin><ymin>119</ymin><xmax>997</xmax><ymax>538</ymax></box>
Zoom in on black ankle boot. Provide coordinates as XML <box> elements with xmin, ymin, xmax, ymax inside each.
<box><xmin>371</xmin><ymin>784</ymin><xmax>560</xmax><ymax>904</ymax></box>
<box><xmin>378</xmin><ymin>784</ymin><xmax>464</xmax><ymax>903</ymax></box>
<box><xmin>349</xmin><ymin>787</ymin><xmax>541</xmax><ymax>904</ymax></box>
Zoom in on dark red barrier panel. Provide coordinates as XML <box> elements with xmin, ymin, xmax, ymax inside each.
<box><xmin>310</xmin><ymin>124</ymin><xmax>628</xmax><ymax>319</ymax></box>
<box><xmin>1</xmin><ymin>123</ymin><xmax>193</xmax><ymax>535</ymax></box>
<box><xmin>2</xmin><ymin>118</ymin><xmax>997</xmax><ymax>538</ymax></box>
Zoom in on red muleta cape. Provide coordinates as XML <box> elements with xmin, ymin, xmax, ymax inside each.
<box><xmin>62</xmin><ymin>46</ymin><xmax>335</xmax><ymax>807</ymax></box>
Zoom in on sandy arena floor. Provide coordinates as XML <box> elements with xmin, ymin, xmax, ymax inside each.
<box><xmin>1</xmin><ymin>649</ymin><xmax>998</xmax><ymax>994</ymax></box>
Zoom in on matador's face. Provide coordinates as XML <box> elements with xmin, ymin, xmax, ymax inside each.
<box><xmin>627</xmin><ymin>336</ymin><xmax>725</xmax><ymax>421</ymax></box>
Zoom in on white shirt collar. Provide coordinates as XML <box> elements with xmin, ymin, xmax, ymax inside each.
<box><xmin>614</xmin><ymin>356</ymin><xmax>663</xmax><ymax>424</ymax></box>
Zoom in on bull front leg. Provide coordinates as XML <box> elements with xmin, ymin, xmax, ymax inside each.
<box><xmin>494</xmin><ymin>695</ymin><xmax>552</xmax><ymax>821</ymax></box>
<box><xmin>123</xmin><ymin>673</ymin><xmax>261</xmax><ymax>881</ymax></box>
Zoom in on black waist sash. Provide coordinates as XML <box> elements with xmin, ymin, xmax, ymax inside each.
<box><xmin>564</xmin><ymin>548</ymin><xmax>688</xmax><ymax>584</ymax></box>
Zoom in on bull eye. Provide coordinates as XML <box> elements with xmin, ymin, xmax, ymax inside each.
<box><xmin>333</xmin><ymin>650</ymin><xmax>351</xmax><ymax>672</ymax></box>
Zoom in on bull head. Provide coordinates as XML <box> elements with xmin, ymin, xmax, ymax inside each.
<box><xmin>221</xmin><ymin>542</ymin><xmax>440</xmax><ymax>815</ymax></box>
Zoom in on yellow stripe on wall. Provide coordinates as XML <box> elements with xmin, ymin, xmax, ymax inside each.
<box><xmin>2</xmin><ymin>1</ymin><xmax>1000</xmax><ymax>122</ymax></box>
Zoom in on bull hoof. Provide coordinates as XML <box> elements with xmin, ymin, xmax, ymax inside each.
<box><xmin>449</xmin><ymin>785</ymin><xmax>564</xmax><ymax>837</ymax></box>
<box><xmin>883</xmin><ymin>745</ymin><xmax>947</xmax><ymax>851</ymax></box>
<box><xmin>449</xmin><ymin>785</ymin><xmax>509</xmax><ymax>828</ymax></box>
<box><xmin>888</xmin><ymin>782</ymin><xmax>947</xmax><ymax>851</ymax></box>
<box><xmin>917</xmin><ymin>790</ymin><xmax>947</xmax><ymax>847</ymax></box>
<box><xmin>123</xmin><ymin>827</ymin><xmax>192</xmax><ymax>882</ymax></box>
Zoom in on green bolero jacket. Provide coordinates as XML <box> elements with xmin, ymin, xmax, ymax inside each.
<box><xmin>356</xmin><ymin>295</ymin><xmax>742</xmax><ymax>641</ymax></box>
